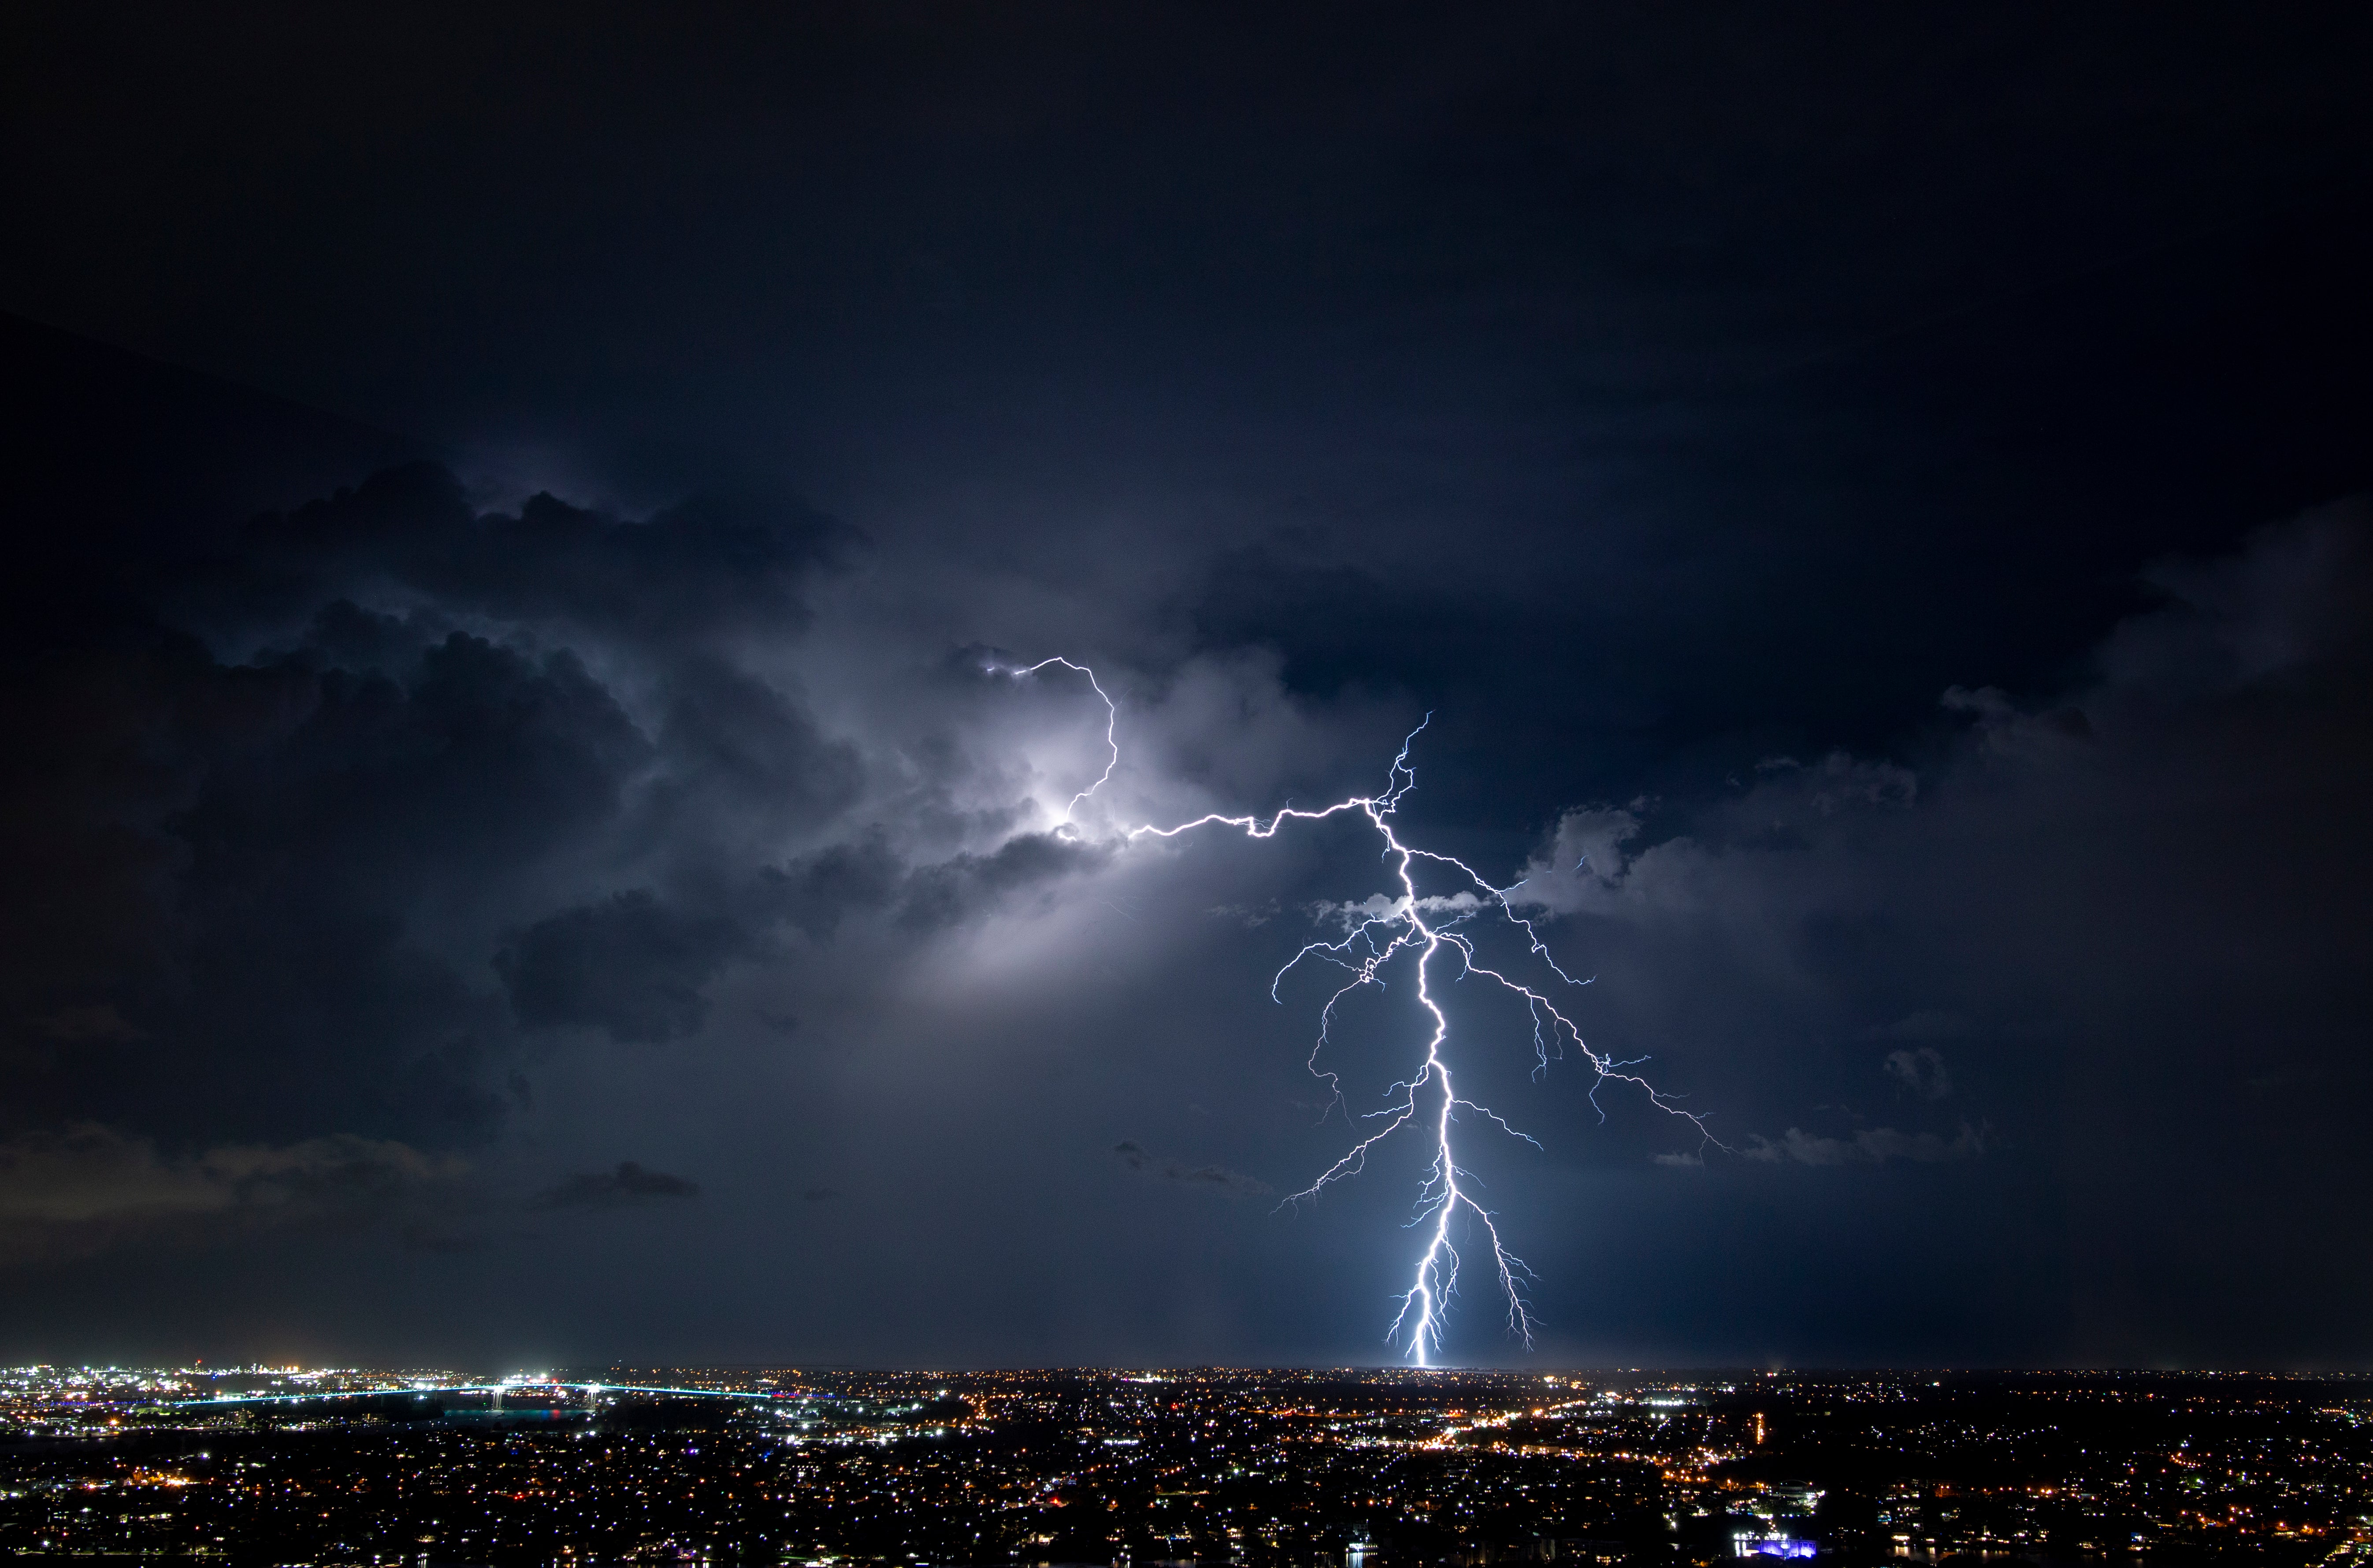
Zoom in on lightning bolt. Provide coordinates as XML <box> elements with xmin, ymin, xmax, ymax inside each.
<box><xmin>989</xmin><ymin>656</ymin><xmax>1121</xmax><ymax>824</ymax></box>
<box><xmin>995</xmin><ymin>658</ymin><xmax>1719</xmax><ymax>1365</ymax></box>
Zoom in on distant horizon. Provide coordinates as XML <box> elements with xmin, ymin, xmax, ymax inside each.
<box><xmin>21</xmin><ymin>1363</ymin><xmax>2373</xmax><ymax>1379</ymax></box>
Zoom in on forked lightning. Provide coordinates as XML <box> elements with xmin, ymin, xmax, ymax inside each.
<box><xmin>996</xmin><ymin>657</ymin><xmax>1717</xmax><ymax>1365</ymax></box>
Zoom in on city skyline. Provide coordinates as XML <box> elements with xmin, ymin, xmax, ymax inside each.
<box><xmin>5</xmin><ymin>1363</ymin><xmax>2368</xmax><ymax>1564</ymax></box>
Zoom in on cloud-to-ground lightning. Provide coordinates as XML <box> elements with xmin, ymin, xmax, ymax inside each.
<box><xmin>997</xmin><ymin>658</ymin><xmax>1718</xmax><ymax>1365</ymax></box>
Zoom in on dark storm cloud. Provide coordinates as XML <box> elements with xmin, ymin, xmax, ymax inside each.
<box><xmin>641</xmin><ymin>656</ymin><xmax>865</xmax><ymax>838</ymax></box>
<box><xmin>222</xmin><ymin>631</ymin><xmax>652</xmax><ymax>869</ymax></box>
<box><xmin>529</xmin><ymin>1161</ymin><xmax>701</xmax><ymax>1212</ymax></box>
<box><xmin>0</xmin><ymin>464</ymin><xmax>882</xmax><ymax>1167</ymax></box>
<box><xmin>1</xmin><ymin>435</ymin><xmax>2367</xmax><ymax>1365</ymax></box>
<box><xmin>1475</xmin><ymin>501</ymin><xmax>2373</xmax><ymax>1359</ymax></box>
<box><xmin>211</xmin><ymin>463</ymin><xmax>854</xmax><ymax>645</ymax></box>
<box><xmin>0</xmin><ymin>1123</ymin><xmax>465</xmax><ymax>1262</ymax></box>
<box><xmin>759</xmin><ymin>834</ymin><xmax>906</xmax><ymax>942</ymax></box>
<box><xmin>497</xmin><ymin>891</ymin><xmax>746</xmax><ymax>1044</ymax></box>
<box><xmin>0</xmin><ymin>426</ymin><xmax>1191</xmax><ymax>1337</ymax></box>
<box><xmin>16</xmin><ymin>476</ymin><xmax>2326</xmax><ymax>1360</ymax></box>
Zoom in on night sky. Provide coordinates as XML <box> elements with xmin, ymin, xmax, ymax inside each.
<box><xmin>3</xmin><ymin>4</ymin><xmax>2370</xmax><ymax>1371</ymax></box>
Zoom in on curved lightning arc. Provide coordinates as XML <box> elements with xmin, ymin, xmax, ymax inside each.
<box><xmin>995</xmin><ymin>656</ymin><xmax>1719</xmax><ymax>1365</ymax></box>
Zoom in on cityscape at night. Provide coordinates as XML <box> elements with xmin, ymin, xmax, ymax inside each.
<box><xmin>5</xmin><ymin>4</ymin><xmax>2371</xmax><ymax>1566</ymax></box>
<box><xmin>4</xmin><ymin>1367</ymin><xmax>2370</xmax><ymax>1567</ymax></box>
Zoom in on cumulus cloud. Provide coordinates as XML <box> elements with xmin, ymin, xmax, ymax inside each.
<box><xmin>528</xmin><ymin>1161</ymin><xmax>701</xmax><ymax>1211</ymax></box>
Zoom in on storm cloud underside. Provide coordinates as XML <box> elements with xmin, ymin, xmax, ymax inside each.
<box><xmin>1</xmin><ymin>4</ymin><xmax>2370</xmax><ymax>1367</ymax></box>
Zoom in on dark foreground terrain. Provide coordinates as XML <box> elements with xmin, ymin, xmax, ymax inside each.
<box><xmin>3</xmin><ymin>1367</ymin><xmax>2367</xmax><ymax>1568</ymax></box>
